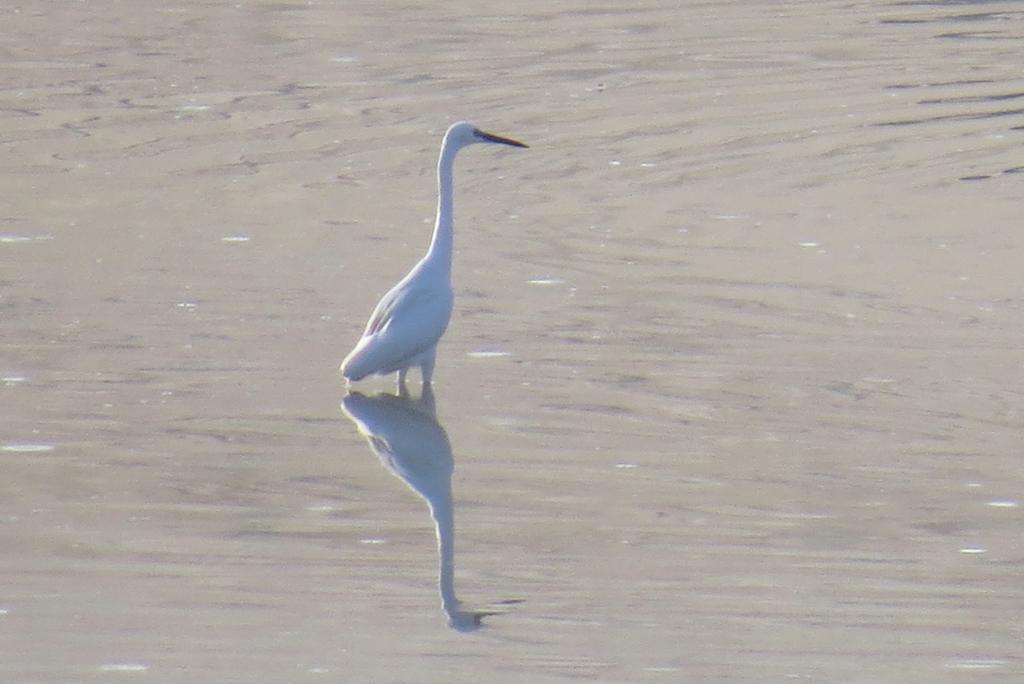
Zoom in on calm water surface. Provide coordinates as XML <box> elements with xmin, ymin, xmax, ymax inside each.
<box><xmin>3</xmin><ymin>1</ymin><xmax>1023</xmax><ymax>682</ymax></box>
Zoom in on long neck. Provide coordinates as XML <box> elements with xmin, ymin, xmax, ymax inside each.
<box><xmin>430</xmin><ymin>487</ymin><xmax>458</xmax><ymax>619</ymax></box>
<box><xmin>425</xmin><ymin>139</ymin><xmax>457</xmax><ymax>274</ymax></box>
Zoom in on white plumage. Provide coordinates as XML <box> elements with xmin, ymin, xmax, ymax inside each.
<box><xmin>340</xmin><ymin>121</ymin><xmax>527</xmax><ymax>390</ymax></box>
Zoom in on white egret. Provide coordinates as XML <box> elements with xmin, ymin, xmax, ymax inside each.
<box><xmin>340</xmin><ymin>121</ymin><xmax>528</xmax><ymax>390</ymax></box>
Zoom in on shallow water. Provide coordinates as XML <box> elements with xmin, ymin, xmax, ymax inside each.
<box><xmin>3</xmin><ymin>1</ymin><xmax>1023</xmax><ymax>682</ymax></box>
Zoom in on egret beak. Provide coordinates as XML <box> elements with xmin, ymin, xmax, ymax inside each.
<box><xmin>475</xmin><ymin>128</ymin><xmax>529</xmax><ymax>148</ymax></box>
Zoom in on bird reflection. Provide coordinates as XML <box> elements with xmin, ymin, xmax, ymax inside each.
<box><xmin>340</xmin><ymin>386</ymin><xmax>496</xmax><ymax>631</ymax></box>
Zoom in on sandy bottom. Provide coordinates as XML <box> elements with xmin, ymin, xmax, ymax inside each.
<box><xmin>3</xmin><ymin>2</ymin><xmax>1023</xmax><ymax>682</ymax></box>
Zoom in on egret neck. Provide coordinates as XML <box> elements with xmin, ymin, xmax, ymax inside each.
<box><xmin>424</xmin><ymin>131</ymin><xmax>459</xmax><ymax>278</ymax></box>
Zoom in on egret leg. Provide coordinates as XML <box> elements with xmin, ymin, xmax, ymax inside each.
<box><xmin>419</xmin><ymin>381</ymin><xmax>436</xmax><ymax>414</ymax></box>
<box><xmin>420</xmin><ymin>347</ymin><xmax>437</xmax><ymax>387</ymax></box>
<box><xmin>397</xmin><ymin>368</ymin><xmax>409</xmax><ymax>396</ymax></box>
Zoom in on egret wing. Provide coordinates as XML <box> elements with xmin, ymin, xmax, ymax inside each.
<box><xmin>364</xmin><ymin>277</ymin><xmax>449</xmax><ymax>337</ymax></box>
<box><xmin>362</xmin><ymin>282</ymin><xmax>404</xmax><ymax>336</ymax></box>
<box><xmin>342</xmin><ymin>278</ymin><xmax>453</xmax><ymax>379</ymax></box>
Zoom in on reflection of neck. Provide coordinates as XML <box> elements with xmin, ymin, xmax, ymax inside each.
<box><xmin>425</xmin><ymin>141</ymin><xmax>457</xmax><ymax>277</ymax></box>
<box><xmin>428</xmin><ymin>487</ymin><xmax>460</xmax><ymax>618</ymax></box>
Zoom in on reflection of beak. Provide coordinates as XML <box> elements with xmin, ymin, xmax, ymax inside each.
<box><xmin>448</xmin><ymin>609</ymin><xmax>503</xmax><ymax>632</ymax></box>
<box><xmin>475</xmin><ymin>129</ymin><xmax>529</xmax><ymax>148</ymax></box>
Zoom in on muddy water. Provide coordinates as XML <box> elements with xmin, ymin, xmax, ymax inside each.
<box><xmin>3</xmin><ymin>1</ymin><xmax>1023</xmax><ymax>682</ymax></box>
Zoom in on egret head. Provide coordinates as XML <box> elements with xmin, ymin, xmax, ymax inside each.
<box><xmin>444</xmin><ymin>121</ymin><xmax>528</xmax><ymax>151</ymax></box>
